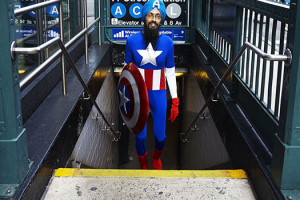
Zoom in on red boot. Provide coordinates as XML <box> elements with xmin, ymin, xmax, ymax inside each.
<box><xmin>138</xmin><ymin>152</ymin><xmax>148</xmax><ymax>170</ymax></box>
<box><xmin>151</xmin><ymin>149</ymin><xmax>163</xmax><ymax>170</ymax></box>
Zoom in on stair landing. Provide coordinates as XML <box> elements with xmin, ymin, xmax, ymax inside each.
<box><xmin>42</xmin><ymin>169</ymin><xmax>256</xmax><ymax>199</ymax></box>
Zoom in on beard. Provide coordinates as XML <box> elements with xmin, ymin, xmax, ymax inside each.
<box><xmin>143</xmin><ymin>21</ymin><xmax>160</xmax><ymax>49</ymax></box>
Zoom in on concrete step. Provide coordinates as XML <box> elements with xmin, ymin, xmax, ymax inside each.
<box><xmin>42</xmin><ymin>168</ymin><xmax>256</xmax><ymax>199</ymax></box>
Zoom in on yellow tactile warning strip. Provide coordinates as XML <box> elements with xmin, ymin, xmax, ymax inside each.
<box><xmin>54</xmin><ymin>168</ymin><xmax>247</xmax><ymax>179</ymax></box>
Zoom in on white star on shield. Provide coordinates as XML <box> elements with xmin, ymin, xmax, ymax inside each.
<box><xmin>137</xmin><ymin>43</ymin><xmax>162</xmax><ymax>66</ymax></box>
<box><xmin>119</xmin><ymin>86</ymin><xmax>130</xmax><ymax>114</ymax></box>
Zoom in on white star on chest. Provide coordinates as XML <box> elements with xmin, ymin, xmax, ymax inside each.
<box><xmin>137</xmin><ymin>43</ymin><xmax>162</xmax><ymax>66</ymax></box>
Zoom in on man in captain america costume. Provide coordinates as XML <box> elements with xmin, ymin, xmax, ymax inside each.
<box><xmin>124</xmin><ymin>0</ymin><xmax>179</xmax><ymax>170</ymax></box>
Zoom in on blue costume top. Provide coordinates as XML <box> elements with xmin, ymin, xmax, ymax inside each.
<box><xmin>125</xmin><ymin>31</ymin><xmax>174</xmax><ymax>70</ymax></box>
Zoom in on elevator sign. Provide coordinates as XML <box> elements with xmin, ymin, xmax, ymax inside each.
<box><xmin>110</xmin><ymin>0</ymin><xmax>187</xmax><ymax>26</ymax></box>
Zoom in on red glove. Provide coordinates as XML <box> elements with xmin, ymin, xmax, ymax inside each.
<box><xmin>169</xmin><ymin>98</ymin><xmax>179</xmax><ymax>122</ymax></box>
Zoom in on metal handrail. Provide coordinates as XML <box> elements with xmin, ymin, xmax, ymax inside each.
<box><xmin>98</xmin><ymin>0</ymin><xmax>102</xmax><ymax>45</ymax></box>
<box><xmin>14</xmin><ymin>0</ymin><xmax>99</xmax><ymax>94</ymax></box>
<box><xmin>58</xmin><ymin>0</ymin><xmax>66</xmax><ymax>95</ymax></box>
<box><xmin>14</xmin><ymin>0</ymin><xmax>61</xmax><ymax>16</ymax></box>
<box><xmin>14</xmin><ymin>0</ymin><xmax>66</xmax><ymax>94</ymax></box>
<box><xmin>15</xmin><ymin>17</ymin><xmax>100</xmax><ymax>91</ymax></box>
<box><xmin>16</xmin><ymin>17</ymin><xmax>70</xmax><ymax>47</ymax></box>
<box><xmin>12</xmin><ymin>37</ymin><xmax>60</xmax><ymax>55</ymax></box>
<box><xmin>11</xmin><ymin>37</ymin><xmax>121</xmax><ymax>141</ymax></box>
<box><xmin>84</xmin><ymin>0</ymin><xmax>88</xmax><ymax>64</ymax></box>
<box><xmin>180</xmin><ymin>41</ymin><xmax>292</xmax><ymax>142</ymax></box>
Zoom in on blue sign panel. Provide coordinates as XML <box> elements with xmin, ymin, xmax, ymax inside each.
<box><xmin>173</xmin><ymin>29</ymin><xmax>186</xmax><ymax>41</ymax></box>
<box><xmin>47</xmin><ymin>28</ymin><xmax>60</xmax><ymax>39</ymax></box>
<box><xmin>160</xmin><ymin>29</ymin><xmax>186</xmax><ymax>41</ymax></box>
<box><xmin>14</xmin><ymin>2</ymin><xmax>23</xmax><ymax>11</ymax></box>
<box><xmin>112</xmin><ymin>28</ymin><xmax>142</xmax><ymax>40</ymax></box>
<box><xmin>15</xmin><ymin>27</ymin><xmax>59</xmax><ymax>40</ymax></box>
<box><xmin>15</xmin><ymin>27</ymin><xmax>36</xmax><ymax>39</ymax></box>
<box><xmin>28</xmin><ymin>2</ymin><xmax>36</xmax><ymax>17</ymax></box>
<box><xmin>112</xmin><ymin>28</ymin><xmax>185</xmax><ymax>41</ymax></box>
<box><xmin>14</xmin><ymin>0</ymin><xmax>60</xmax><ymax>41</ymax></box>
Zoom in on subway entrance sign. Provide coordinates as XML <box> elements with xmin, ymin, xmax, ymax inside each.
<box><xmin>107</xmin><ymin>0</ymin><xmax>188</xmax><ymax>43</ymax></box>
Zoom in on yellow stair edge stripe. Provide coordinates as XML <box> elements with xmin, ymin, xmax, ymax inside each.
<box><xmin>54</xmin><ymin>168</ymin><xmax>247</xmax><ymax>179</ymax></box>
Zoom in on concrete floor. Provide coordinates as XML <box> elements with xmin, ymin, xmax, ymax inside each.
<box><xmin>42</xmin><ymin>169</ymin><xmax>256</xmax><ymax>200</ymax></box>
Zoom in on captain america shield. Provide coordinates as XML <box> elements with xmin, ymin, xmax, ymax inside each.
<box><xmin>118</xmin><ymin>63</ymin><xmax>149</xmax><ymax>134</ymax></box>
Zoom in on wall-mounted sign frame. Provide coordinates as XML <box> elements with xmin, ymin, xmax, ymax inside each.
<box><xmin>106</xmin><ymin>0</ymin><xmax>189</xmax><ymax>42</ymax></box>
<box><xmin>109</xmin><ymin>0</ymin><xmax>187</xmax><ymax>26</ymax></box>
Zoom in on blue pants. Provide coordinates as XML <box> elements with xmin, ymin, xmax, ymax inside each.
<box><xmin>136</xmin><ymin>90</ymin><xmax>167</xmax><ymax>156</ymax></box>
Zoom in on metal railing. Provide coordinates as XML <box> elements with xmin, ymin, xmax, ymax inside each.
<box><xmin>189</xmin><ymin>0</ymin><xmax>292</xmax><ymax>122</ymax></box>
<box><xmin>16</xmin><ymin>17</ymin><xmax>70</xmax><ymax>47</ymax></box>
<box><xmin>14</xmin><ymin>0</ymin><xmax>61</xmax><ymax>16</ymax></box>
<box><xmin>260</xmin><ymin>0</ymin><xmax>290</xmax><ymax>6</ymax></box>
<box><xmin>12</xmin><ymin>17</ymin><xmax>100</xmax><ymax>91</ymax></box>
<box><xmin>11</xmin><ymin>37</ymin><xmax>121</xmax><ymax>141</ymax></box>
<box><xmin>14</xmin><ymin>0</ymin><xmax>66</xmax><ymax>94</ymax></box>
<box><xmin>14</xmin><ymin>0</ymin><xmax>102</xmax><ymax>94</ymax></box>
<box><xmin>180</xmin><ymin>41</ymin><xmax>292</xmax><ymax>142</ymax></box>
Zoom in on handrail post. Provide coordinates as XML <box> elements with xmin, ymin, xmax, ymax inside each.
<box><xmin>98</xmin><ymin>0</ymin><xmax>102</xmax><ymax>45</ymax></box>
<box><xmin>68</xmin><ymin>0</ymin><xmax>71</xmax><ymax>41</ymax></box>
<box><xmin>56</xmin><ymin>39</ymin><xmax>120</xmax><ymax>140</ymax></box>
<box><xmin>231</xmin><ymin>5</ymin><xmax>243</xmax><ymax>99</ymax></box>
<box><xmin>36</xmin><ymin>5</ymin><xmax>44</xmax><ymax>64</ymax></box>
<box><xmin>44</xmin><ymin>6</ymin><xmax>49</xmax><ymax>59</ymax></box>
<box><xmin>59</xmin><ymin>1</ymin><xmax>66</xmax><ymax>95</ymax></box>
<box><xmin>84</xmin><ymin>0</ymin><xmax>88</xmax><ymax>64</ymax></box>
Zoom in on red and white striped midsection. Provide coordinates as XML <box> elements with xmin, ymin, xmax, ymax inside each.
<box><xmin>138</xmin><ymin>68</ymin><xmax>166</xmax><ymax>90</ymax></box>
